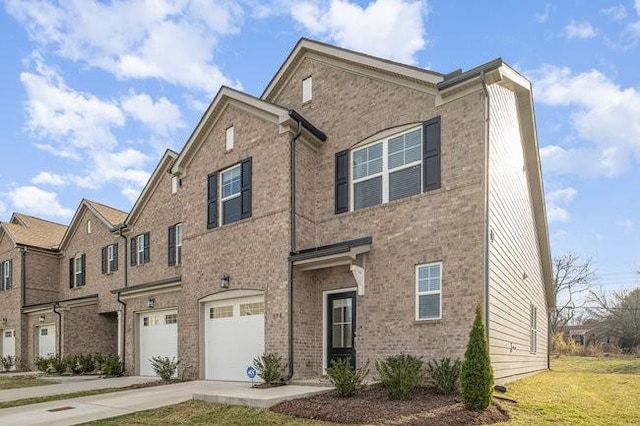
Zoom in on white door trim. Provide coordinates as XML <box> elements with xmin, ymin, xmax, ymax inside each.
<box><xmin>322</xmin><ymin>287</ymin><xmax>357</xmax><ymax>374</ymax></box>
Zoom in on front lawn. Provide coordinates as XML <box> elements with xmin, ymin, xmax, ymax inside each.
<box><xmin>82</xmin><ymin>400</ymin><xmax>334</xmax><ymax>426</ymax></box>
<box><xmin>504</xmin><ymin>356</ymin><xmax>640</xmax><ymax>426</ymax></box>
<box><xmin>0</xmin><ymin>375</ymin><xmax>54</xmax><ymax>390</ymax></box>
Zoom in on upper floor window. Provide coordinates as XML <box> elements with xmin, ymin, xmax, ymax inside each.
<box><xmin>101</xmin><ymin>243</ymin><xmax>119</xmax><ymax>274</ymax></box>
<box><xmin>69</xmin><ymin>254</ymin><xmax>86</xmax><ymax>288</ymax></box>
<box><xmin>168</xmin><ymin>223</ymin><xmax>183</xmax><ymax>266</ymax></box>
<box><xmin>226</xmin><ymin>126</ymin><xmax>234</xmax><ymax>151</ymax></box>
<box><xmin>302</xmin><ymin>76</ymin><xmax>312</xmax><ymax>103</ymax></box>
<box><xmin>130</xmin><ymin>233</ymin><xmax>150</xmax><ymax>266</ymax></box>
<box><xmin>334</xmin><ymin>117</ymin><xmax>441</xmax><ymax>214</ymax></box>
<box><xmin>416</xmin><ymin>262</ymin><xmax>442</xmax><ymax>321</ymax></box>
<box><xmin>0</xmin><ymin>260</ymin><xmax>12</xmax><ymax>291</ymax></box>
<box><xmin>207</xmin><ymin>158</ymin><xmax>252</xmax><ymax>228</ymax></box>
<box><xmin>352</xmin><ymin>127</ymin><xmax>422</xmax><ymax>210</ymax></box>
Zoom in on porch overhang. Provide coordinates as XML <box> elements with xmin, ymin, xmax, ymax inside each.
<box><xmin>289</xmin><ymin>237</ymin><xmax>372</xmax><ymax>295</ymax></box>
<box><xmin>111</xmin><ymin>276</ymin><xmax>182</xmax><ymax>300</ymax></box>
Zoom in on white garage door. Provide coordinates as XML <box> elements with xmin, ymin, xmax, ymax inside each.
<box><xmin>2</xmin><ymin>329</ymin><xmax>16</xmax><ymax>370</ymax></box>
<box><xmin>38</xmin><ymin>325</ymin><xmax>55</xmax><ymax>358</ymax></box>
<box><xmin>205</xmin><ymin>295</ymin><xmax>265</xmax><ymax>381</ymax></box>
<box><xmin>139</xmin><ymin>310</ymin><xmax>178</xmax><ymax>377</ymax></box>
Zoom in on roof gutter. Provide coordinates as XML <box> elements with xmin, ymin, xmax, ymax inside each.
<box><xmin>52</xmin><ymin>303</ymin><xmax>62</xmax><ymax>358</ymax></box>
<box><xmin>117</xmin><ymin>226</ymin><xmax>128</xmax><ymax>373</ymax></box>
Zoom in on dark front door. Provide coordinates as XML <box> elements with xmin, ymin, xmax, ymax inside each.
<box><xmin>327</xmin><ymin>291</ymin><xmax>356</xmax><ymax>368</ymax></box>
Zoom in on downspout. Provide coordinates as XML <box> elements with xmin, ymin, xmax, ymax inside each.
<box><xmin>52</xmin><ymin>304</ymin><xmax>62</xmax><ymax>359</ymax></box>
<box><xmin>285</xmin><ymin>119</ymin><xmax>303</xmax><ymax>381</ymax></box>
<box><xmin>117</xmin><ymin>227</ymin><xmax>128</xmax><ymax>373</ymax></box>
<box><xmin>480</xmin><ymin>71</ymin><xmax>491</xmax><ymax>336</ymax></box>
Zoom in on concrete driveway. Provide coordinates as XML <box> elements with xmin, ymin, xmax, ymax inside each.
<box><xmin>0</xmin><ymin>379</ymin><xmax>332</xmax><ymax>426</ymax></box>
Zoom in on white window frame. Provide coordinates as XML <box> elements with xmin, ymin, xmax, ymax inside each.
<box><xmin>351</xmin><ymin>126</ymin><xmax>423</xmax><ymax>211</ymax></box>
<box><xmin>302</xmin><ymin>76</ymin><xmax>312</xmax><ymax>103</ymax></box>
<box><xmin>415</xmin><ymin>262</ymin><xmax>442</xmax><ymax>321</ymax></box>
<box><xmin>171</xmin><ymin>176</ymin><xmax>181</xmax><ymax>194</ymax></box>
<box><xmin>175</xmin><ymin>223</ymin><xmax>183</xmax><ymax>265</ymax></box>
<box><xmin>87</xmin><ymin>220</ymin><xmax>92</xmax><ymax>234</ymax></box>
<box><xmin>74</xmin><ymin>256</ymin><xmax>83</xmax><ymax>288</ymax></box>
<box><xmin>219</xmin><ymin>164</ymin><xmax>241</xmax><ymax>223</ymax></box>
<box><xmin>107</xmin><ymin>244</ymin><xmax>115</xmax><ymax>273</ymax></box>
<box><xmin>225</xmin><ymin>126</ymin><xmax>234</xmax><ymax>151</ymax></box>
<box><xmin>137</xmin><ymin>234</ymin><xmax>145</xmax><ymax>265</ymax></box>
<box><xmin>530</xmin><ymin>304</ymin><xmax>538</xmax><ymax>354</ymax></box>
<box><xmin>2</xmin><ymin>260</ymin><xmax>10</xmax><ymax>290</ymax></box>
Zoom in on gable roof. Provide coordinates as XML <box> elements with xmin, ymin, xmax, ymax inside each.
<box><xmin>1</xmin><ymin>213</ymin><xmax>67</xmax><ymax>250</ymax></box>
<box><xmin>59</xmin><ymin>199</ymin><xmax>128</xmax><ymax>250</ymax></box>
<box><xmin>126</xmin><ymin>149</ymin><xmax>178</xmax><ymax>226</ymax></box>
<box><xmin>262</xmin><ymin>38</ymin><xmax>444</xmax><ymax>102</ymax></box>
<box><xmin>171</xmin><ymin>86</ymin><xmax>325</xmax><ymax>177</ymax></box>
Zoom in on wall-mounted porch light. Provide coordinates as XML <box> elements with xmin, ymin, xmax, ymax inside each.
<box><xmin>39</xmin><ymin>315</ymin><xmax>45</xmax><ymax>323</ymax></box>
<box><xmin>1</xmin><ymin>318</ymin><xmax>6</xmax><ymax>326</ymax></box>
<box><xmin>146</xmin><ymin>298</ymin><xmax>155</xmax><ymax>308</ymax></box>
<box><xmin>220</xmin><ymin>273</ymin><xmax>230</xmax><ymax>289</ymax></box>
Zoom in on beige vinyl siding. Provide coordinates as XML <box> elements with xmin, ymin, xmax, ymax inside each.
<box><xmin>487</xmin><ymin>84</ymin><xmax>548</xmax><ymax>381</ymax></box>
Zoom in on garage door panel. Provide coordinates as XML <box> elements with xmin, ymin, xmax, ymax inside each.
<box><xmin>205</xmin><ymin>296</ymin><xmax>265</xmax><ymax>381</ymax></box>
<box><xmin>139</xmin><ymin>310</ymin><xmax>178</xmax><ymax>377</ymax></box>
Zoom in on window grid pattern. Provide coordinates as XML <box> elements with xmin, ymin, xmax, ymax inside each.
<box><xmin>416</xmin><ymin>263</ymin><xmax>442</xmax><ymax>320</ymax></box>
<box><xmin>74</xmin><ymin>257</ymin><xmax>83</xmax><ymax>287</ymax></box>
<box><xmin>210</xmin><ymin>306</ymin><xmax>233</xmax><ymax>319</ymax></box>
<box><xmin>240</xmin><ymin>302</ymin><xmax>265</xmax><ymax>316</ymax></box>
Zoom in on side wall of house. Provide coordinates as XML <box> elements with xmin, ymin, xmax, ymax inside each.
<box><xmin>0</xmin><ymin>236</ymin><xmax>23</xmax><ymax>369</ymax></box>
<box><xmin>487</xmin><ymin>83</ymin><xmax>548</xmax><ymax>381</ymax></box>
<box><xmin>62</xmin><ymin>304</ymin><xmax>118</xmax><ymax>356</ymax></box>
<box><xmin>25</xmin><ymin>250</ymin><xmax>61</xmax><ymax>305</ymax></box>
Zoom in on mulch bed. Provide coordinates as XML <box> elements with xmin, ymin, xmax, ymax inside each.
<box><xmin>271</xmin><ymin>385</ymin><xmax>509</xmax><ymax>425</ymax></box>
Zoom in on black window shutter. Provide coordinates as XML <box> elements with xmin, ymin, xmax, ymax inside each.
<box><xmin>240</xmin><ymin>157</ymin><xmax>252</xmax><ymax>219</ymax></box>
<box><xmin>207</xmin><ymin>172</ymin><xmax>218</xmax><ymax>229</ymax></box>
<box><xmin>335</xmin><ymin>150</ymin><xmax>349</xmax><ymax>214</ymax></box>
<box><xmin>113</xmin><ymin>243</ymin><xmax>119</xmax><ymax>272</ymax></box>
<box><xmin>144</xmin><ymin>232</ymin><xmax>150</xmax><ymax>263</ymax></box>
<box><xmin>423</xmin><ymin>116</ymin><xmax>441</xmax><ymax>192</ymax></box>
<box><xmin>130</xmin><ymin>237</ymin><xmax>137</xmax><ymax>266</ymax></box>
<box><xmin>101</xmin><ymin>247</ymin><xmax>108</xmax><ymax>274</ymax></box>
<box><xmin>80</xmin><ymin>254</ymin><xmax>86</xmax><ymax>286</ymax></box>
<box><xmin>69</xmin><ymin>258</ymin><xmax>74</xmax><ymax>288</ymax></box>
<box><xmin>168</xmin><ymin>225</ymin><xmax>176</xmax><ymax>266</ymax></box>
<box><xmin>0</xmin><ymin>262</ymin><xmax>3</xmax><ymax>291</ymax></box>
<box><xmin>7</xmin><ymin>260</ymin><xmax>10</xmax><ymax>289</ymax></box>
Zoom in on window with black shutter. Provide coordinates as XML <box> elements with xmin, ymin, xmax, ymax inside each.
<box><xmin>71</xmin><ymin>255</ymin><xmax>86</xmax><ymax>288</ymax></box>
<box><xmin>335</xmin><ymin>150</ymin><xmax>349</xmax><ymax>214</ymax></box>
<box><xmin>130</xmin><ymin>237</ymin><xmax>137</xmax><ymax>266</ymax></box>
<box><xmin>0</xmin><ymin>260</ymin><xmax>10</xmax><ymax>291</ymax></box>
<box><xmin>207</xmin><ymin>172</ymin><xmax>218</xmax><ymax>229</ymax></box>
<box><xmin>168</xmin><ymin>225</ymin><xmax>176</xmax><ymax>266</ymax></box>
<box><xmin>209</xmin><ymin>158</ymin><xmax>252</xmax><ymax>228</ymax></box>
<box><xmin>103</xmin><ymin>244</ymin><xmax>118</xmax><ymax>274</ymax></box>
<box><xmin>423</xmin><ymin>116</ymin><xmax>441</xmax><ymax>191</ymax></box>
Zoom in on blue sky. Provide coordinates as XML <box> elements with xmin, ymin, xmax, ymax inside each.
<box><xmin>0</xmin><ymin>0</ymin><xmax>639</xmax><ymax>291</ymax></box>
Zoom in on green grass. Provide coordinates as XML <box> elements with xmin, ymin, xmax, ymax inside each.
<box><xmin>504</xmin><ymin>356</ymin><xmax>640</xmax><ymax>426</ymax></box>
<box><xmin>81</xmin><ymin>400</ymin><xmax>335</xmax><ymax>426</ymax></box>
<box><xmin>0</xmin><ymin>375</ymin><xmax>54</xmax><ymax>390</ymax></box>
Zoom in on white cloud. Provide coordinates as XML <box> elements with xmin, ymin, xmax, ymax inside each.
<box><xmin>534</xmin><ymin>4</ymin><xmax>553</xmax><ymax>23</ymax></box>
<box><xmin>0</xmin><ymin>201</ymin><xmax>6</xmax><ymax>218</ymax></box>
<box><xmin>563</xmin><ymin>20</ymin><xmax>598</xmax><ymax>39</ymax></box>
<box><xmin>8</xmin><ymin>186</ymin><xmax>74</xmax><ymax>219</ymax></box>
<box><xmin>545</xmin><ymin>187</ymin><xmax>577</xmax><ymax>223</ymax></box>
<box><xmin>121</xmin><ymin>91</ymin><xmax>185</xmax><ymax>137</ymax></box>
<box><xmin>616</xmin><ymin>219</ymin><xmax>633</xmax><ymax>230</ymax></box>
<box><xmin>290</xmin><ymin>0</ymin><xmax>426</xmax><ymax>65</ymax></box>
<box><xmin>5</xmin><ymin>0</ymin><xmax>243</xmax><ymax>95</ymax></box>
<box><xmin>601</xmin><ymin>5</ymin><xmax>627</xmax><ymax>21</ymax></box>
<box><xmin>31</xmin><ymin>172</ymin><xmax>67</xmax><ymax>186</ymax></box>
<box><xmin>532</xmin><ymin>65</ymin><xmax>640</xmax><ymax>176</ymax></box>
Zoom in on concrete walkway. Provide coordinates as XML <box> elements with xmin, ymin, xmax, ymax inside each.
<box><xmin>0</xmin><ymin>380</ymin><xmax>332</xmax><ymax>426</ymax></box>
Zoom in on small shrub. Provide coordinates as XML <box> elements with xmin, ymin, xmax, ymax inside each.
<box><xmin>460</xmin><ymin>305</ymin><xmax>493</xmax><ymax>410</ymax></box>
<box><xmin>65</xmin><ymin>354</ymin><xmax>84</xmax><ymax>375</ymax></box>
<box><xmin>100</xmin><ymin>354</ymin><xmax>122</xmax><ymax>376</ymax></box>
<box><xmin>0</xmin><ymin>355</ymin><xmax>15</xmax><ymax>372</ymax></box>
<box><xmin>327</xmin><ymin>357</ymin><xmax>369</xmax><ymax>397</ymax></box>
<box><xmin>252</xmin><ymin>352</ymin><xmax>285</xmax><ymax>384</ymax></box>
<box><xmin>49</xmin><ymin>356</ymin><xmax>68</xmax><ymax>375</ymax></box>
<box><xmin>77</xmin><ymin>353</ymin><xmax>98</xmax><ymax>374</ymax></box>
<box><xmin>149</xmin><ymin>356</ymin><xmax>179</xmax><ymax>381</ymax></box>
<box><xmin>376</xmin><ymin>354</ymin><xmax>425</xmax><ymax>399</ymax></box>
<box><xmin>34</xmin><ymin>355</ymin><xmax>55</xmax><ymax>373</ymax></box>
<box><xmin>427</xmin><ymin>358</ymin><xmax>462</xmax><ymax>395</ymax></box>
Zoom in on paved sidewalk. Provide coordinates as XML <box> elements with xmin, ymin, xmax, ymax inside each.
<box><xmin>0</xmin><ymin>380</ymin><xmax>332</xmax><ymax>426</ymax></box>
<box><xmin>0</xmin><ymin>376</ymin><xmax>159</xmax><ymax>403</ymax></box>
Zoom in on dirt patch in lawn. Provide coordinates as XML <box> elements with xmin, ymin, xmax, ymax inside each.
<box><xmin>271</xmin><ymin>385</ymin><xmax>509</xmax><ymax>425</ymax></box>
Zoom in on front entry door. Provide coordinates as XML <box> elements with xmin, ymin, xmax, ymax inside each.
<box><xmin>327</xmin><ymin>291</ymin><xmax>356</xmax><ymax>368</ymax></box>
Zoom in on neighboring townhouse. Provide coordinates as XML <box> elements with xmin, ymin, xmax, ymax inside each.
<box><xmin>113</xmin><ymin>38</ymin><xmax>550</xmax><ymax>382</ymax></box>
<box><xmin>21</xmin><ymin>200</ymin><xmax>126</xmax><ymax>368</ymax></box>
<box><xmin>111</xmin><ymin>150</ymin><xmax>186</xmax><ymax>376</ymax></box>
<box><xmin>0</xmin><ymin>214</ymin><xmax>66</xmax><ymax>370</ymax></box>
